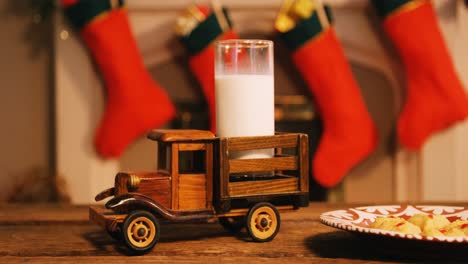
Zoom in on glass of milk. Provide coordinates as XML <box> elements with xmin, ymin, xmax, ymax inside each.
<box><xmin>215</xmin><ymin>39</ymin><xmax>274</xmax><ymax>159</ymax></box>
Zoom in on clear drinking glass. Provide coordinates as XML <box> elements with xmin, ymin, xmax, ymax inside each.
<box><xmin>215</xmin><ymin>39</ymin><xmax>274</xmax><ymax>159</ymax></box>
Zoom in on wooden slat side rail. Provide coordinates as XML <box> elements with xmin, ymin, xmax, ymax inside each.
<box><xmin>299</xmin><ymin>134</ymin><xmax>309</xmax><ymax>193</ymax></box>
<box><xmin>229</xmin><ymin>178</ymin><xmax>299</xmax><ymax>197</ymax></box>
<box><xmin>171</xmin><ymin>143</ymin><xmax>179</xmax><ymax>209</ymax></box>
<box><xmin>229</xmin><ymin>156</ymin><xmax>297</xmax><ymax>174</ymax></box>
<box><xmin>219</xmin><ymin>138</ymin><xmax>230</xmax><ymax>199</ymax></box>
<box><xmin>227</xmin><ymin>134</ymin><xmax>298</xmax><ymax>151</ymax></box>
<box><xmin>205</xmin><ymin>143</ymin><xmax>214</xmax><ymax>209</ymax></box>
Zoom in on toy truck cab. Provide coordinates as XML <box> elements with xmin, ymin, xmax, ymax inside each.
<box><xmin>90</xmin><ymin>129</ymin><xmax>309</xmax><ymax>254</ymax></box>
<box><xmin>96</xmin><ymin>129</ymin><xmax>217</xmax><ymax>213</ymax></box>
<box><xmin>148</xmin><ymin>129</ymin><xmax>217</xmax><ymax>212</ymax></box>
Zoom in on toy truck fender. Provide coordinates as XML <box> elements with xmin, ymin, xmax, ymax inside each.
<box><xmin>106</xmin><ymin>193</ymin><xmax>213</xmax><ymax>222</ymax></box>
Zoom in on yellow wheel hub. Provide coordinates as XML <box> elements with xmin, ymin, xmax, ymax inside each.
<box><xmin>249</xmin><ymin>206</ymin><xmax>278</xmax><ymax>240</ymax></box>
<box><xmin>126</xmin><ymin>216</ymin><xmax>156</xmax><ymax>248</ymax></box>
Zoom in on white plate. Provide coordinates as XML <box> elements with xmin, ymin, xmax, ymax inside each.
<box><xmin>320</xmin><ymin>205</ymin><xmax>468</xmax><ymax>243</ymax></box>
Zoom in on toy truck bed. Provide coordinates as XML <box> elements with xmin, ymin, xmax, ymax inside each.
<box><xmin>215</xmin><ymin>133</ymin><xmax>309</xmax><ymax>212</ymax></box>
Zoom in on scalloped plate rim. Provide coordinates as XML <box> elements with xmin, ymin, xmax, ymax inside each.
<box><xmin>319</xmin><ymin>205</ymin><xmax>468</xmax><ymax>243</ymax></box>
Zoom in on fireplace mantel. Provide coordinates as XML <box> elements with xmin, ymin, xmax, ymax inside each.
<box><xmin>55</xmin><ymin>0</ymin><xmax>468</xmax><ymax>203</ymax></box>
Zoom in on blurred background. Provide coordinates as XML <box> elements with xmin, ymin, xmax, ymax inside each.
<box><xmin>1</xmin><ymin>0</ymin><xmax>467</xmax><ymax>204</ymax></box>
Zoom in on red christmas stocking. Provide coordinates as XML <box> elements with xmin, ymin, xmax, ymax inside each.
<box><xmin>177</xmin><ymin>6</ymin><xmax>238</xmax><ymax>133</ymax></box>
<box><xmin>278</xmin><ymin>8</ymin><xmax>378</xmax><ymax>188</ymax></box>
<box><xmin>61</xmin><ymin>0</ymin><xmax>175</xmax><ymax>157</ymax></box>
<box><xmin>372</xmin><ymin>0</ymin><xmax>468</xmax><ymax>149</ymax></box>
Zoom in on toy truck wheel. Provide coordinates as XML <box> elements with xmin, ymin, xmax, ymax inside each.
<box><xmin>122</xmin><ymin>210</ymin><xmax>160</xmax><ymax>254</ymax></box>
<box><xmin>219</xmin><ymin>216</ymin><xmax>245</xmax><ymax>233</ymax></box>
<box><xmin>246</xmin><ymin>202</ymin><xmax>280</xmax><ymax>242</ymax></box>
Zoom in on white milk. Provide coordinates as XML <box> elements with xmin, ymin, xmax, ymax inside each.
<box><xmin>215</xmin><ymin>74</ymin><xmax>275</xmax><ymax>159</ymax></box>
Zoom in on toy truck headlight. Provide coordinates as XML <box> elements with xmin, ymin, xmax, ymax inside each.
<box><xmin>127</xmin><ymin>174</ymin><xmax>141</xmax><ymax>192</ymax></box>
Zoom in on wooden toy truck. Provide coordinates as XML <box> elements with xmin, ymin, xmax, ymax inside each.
<box><xmin>90</xmin><ymin>129</ymin><xmax>309</xmax><ymax>254</ymax></box>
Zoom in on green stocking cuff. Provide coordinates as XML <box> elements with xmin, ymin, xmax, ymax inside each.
<box><xmin>279</xmin><ymin>6</ymin><xmax>332</xmax><ymax>51</ymax></box>
<box><xmin>64</xmin><ymin>0</ymin><xmax>124</xmax><ymax>29</ymax></box>
<box><xmin>371</xmin><ymin>0</ymin><xmax>416</xmax><ymax>18</ymax></box>
<box><xmin>180</xmin><ymin>9</ymin><xmax>233</xmax><ymax>55</ymax></box>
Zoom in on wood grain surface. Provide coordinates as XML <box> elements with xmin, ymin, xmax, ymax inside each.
<box><xmin>229</xmin><ymin>177</ymin><xmax>298</xmax><ymax>196</ymax></box>
<box><xmin>147</xmin><ymin>129</ymin><xmax>215</xmax><ymax>142</ymax></box>
<box><xmin>227</xmin><ymin>134</ymin><xmax>298</xmax><ymax>151</ymax></box>
<box><xmin>1</xmin><ymin>203</ymin><xmax>467</xmax><ymax>263</ymax></box>
<box><xmin>228</xmin><ymin>156</ymin><xmax>298</xmax><ymax>174</ymax></box>
<box><xmin>178</xmin><ymin>174</ymin><xmax>206</xmax><ymax>210</ymax></box>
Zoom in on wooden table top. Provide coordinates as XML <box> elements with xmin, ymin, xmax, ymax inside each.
<box><xmin>1</xmin><ymin>202</ymin><xmax>467</xmax><ymax>263</ymax></box>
